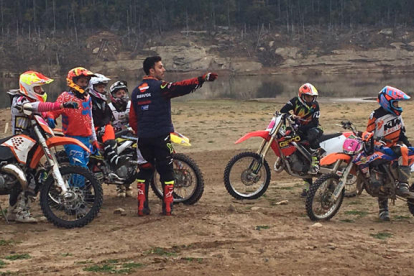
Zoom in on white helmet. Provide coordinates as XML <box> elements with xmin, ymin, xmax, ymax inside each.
<box><xmin>89</xmin><ymin>73</ymin><xmax>111</xmax><ymax>101</ymax></box>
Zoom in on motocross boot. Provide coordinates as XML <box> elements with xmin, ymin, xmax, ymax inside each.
<box><xmin>103</xmin><ymin>140</ymin><xmax>129</xmax><ymax>171</ymax></box>
<box><xmin>116</xmin><ymin>185</ymin><xmax>126</xmax><ymax>198</ymax></box>
<box><xmin>309</xmin><ymin>148</ymin><xmax>321</xmax><ymax>174</ymax></box>
<box><xmin>8</xmin><ymin>193</ymin><xmax>37</xmax><ymax>223</ymax></box>
<box><xmin>378</xmin><ymin>197</ymin><xmax>390</xmax><ymax>221</ymax></box>
<box><xmin>162</xmin><ymin>181</ymin><xmax>174</xmax><ymax>216</ymax></box>
<box><xmin>396</xmin><ymin>165</ymin><xmax>412</xmax><ymax>197</ymax></box>
<box><xmin>301</xmin><ymin>179</ymin><xmax>312</xmax><ymax>198</ymax></box>
<box><xmin>137</xmin><ymin>181</ymin><xmax>150</xmax><ymax>216</ymax></box>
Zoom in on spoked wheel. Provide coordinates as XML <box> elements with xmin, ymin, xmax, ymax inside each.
<box><xmin>40</xmin><ymin>165</ymin><xmax>103</xmax><ymax>228</ymax></box>
<box><xmin>223</xmin><ymin>152</ymin><xmax>271</xmax><ymax>200</ymax></box>
<box><xmin>151</xmin><ymin>153</ymin><xmax>204</xmax><ymax>205</ymax></box>
<box><xmin>306</xmin><ymin>173</ymin><xmax>345</xmax><ymax>221</ymax></box>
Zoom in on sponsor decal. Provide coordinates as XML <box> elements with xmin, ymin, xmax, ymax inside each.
<box><xmin>278</xmin><ymin>135</ymin><xmax>301</xmax><ymax>148</ymax></box>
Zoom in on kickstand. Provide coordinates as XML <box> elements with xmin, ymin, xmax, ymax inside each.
<box><xmin>0</xmin><ymin>203</ymin><xmax>9</xmax><ymax>224</ymax></box>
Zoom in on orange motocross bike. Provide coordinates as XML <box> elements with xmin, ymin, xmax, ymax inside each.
<box><xmin>0</xmin><ymin>105</ymin><xmax>102</xmax><ymax>228</ymax></box>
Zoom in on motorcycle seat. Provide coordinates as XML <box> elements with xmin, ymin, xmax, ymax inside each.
<box><xmin>0</xmin><ymin>146</ymin><xmax>16</xmax><ymax>161</ymax></box>
<box><xmin>320</xmin><ymin>133</ymin><xmax>342</xmax><ymax>142</ymax></box>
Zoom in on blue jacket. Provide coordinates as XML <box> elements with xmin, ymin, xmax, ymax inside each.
<box><xmin>130</xmin><ymin>76</ymin><xmax>203</xmax><ymax>138</ymax></box>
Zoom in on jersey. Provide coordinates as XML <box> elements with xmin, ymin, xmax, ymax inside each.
<box><xmin>280</xmin><ymin>97</ymin><xmax>320</xmax><ymax>132</ymax></box>
<box><xmin>109</xmin><ymin>101</ymin><xmax>131</xmax><ymax>132</ymax></box>
<box><xmin>366</xmin><ymin>107</ymin><xmax>409</xmax><ymax>147</ymax></box>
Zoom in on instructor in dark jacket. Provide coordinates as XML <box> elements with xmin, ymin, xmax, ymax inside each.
<box><xmin>129</xmin><ymin>55</ymin><xmax>217</xmax><ymax>216</ymax></box>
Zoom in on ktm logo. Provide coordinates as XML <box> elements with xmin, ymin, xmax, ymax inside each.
<box><xmin>384</xmin><ymin>118</ymin><xmax>401</xmax><ymax>131</ymax></box>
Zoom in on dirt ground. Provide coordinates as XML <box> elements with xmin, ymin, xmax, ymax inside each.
<box><xmin>1</xmin><ymin>98</ymin><xmax>414</xmax><ymax>275</ymax></box>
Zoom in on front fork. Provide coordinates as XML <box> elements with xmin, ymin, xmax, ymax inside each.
<box><xmin>332</xmin><ymin>160</ymin><xmax>353</xmax><ymax>200</ymax></box>
<box><xmin>249</xmin><ymin>135</ymin><xmax>277</xmax><ymax>174</ymax></box>
<box><xmin>34</xmin><ymin>126</ymin><xmax>68</xmax><ymax>194</ymax></box>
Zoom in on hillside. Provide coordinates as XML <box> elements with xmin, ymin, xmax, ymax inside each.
<box><xmin>2</xmin><ymin>25</ymin><xmax>414</xmax><ymax>78</ymax></box>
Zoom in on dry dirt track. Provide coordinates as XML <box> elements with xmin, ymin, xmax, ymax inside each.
<box><xmin>1</xmin><ymin>99</ymin><xmax>414</xmax><ymax>275</ymax></box>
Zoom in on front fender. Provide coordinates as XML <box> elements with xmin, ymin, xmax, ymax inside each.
<box><xmin>235</xmin><ymin>130</ymin><xmax>270</xmax><ymax>144</ymax></box>
<box><xmin>320</xmin><ymin>153</ymin><xmax>351</xmax><ymax>166</ymax></box>
<box><xmin>29</xmin><ymin>136</ymin><xmax>90</xmax><ymax>169</ymax></box>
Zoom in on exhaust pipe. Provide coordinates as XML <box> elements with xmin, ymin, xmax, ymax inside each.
<box><xmin>1</xmin><ymin>164</ymin><xmax>28</xmax><ymax>191</ymax></box>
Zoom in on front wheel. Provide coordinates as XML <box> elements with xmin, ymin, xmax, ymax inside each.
<box><xmin>223</xmin><ymin>152</ymin><xmax>271</xmax><ymax>200</ymax></box>
<box><xmin>40</xmin><ymin>165</ymin><xmax>103</xmax><ymax>228</ymax></box>
<box><xmin>151</xmin><ymin>153</ymin><xmax>204</xmax><ymax>205</ymax></box>
<box><xmin>306</xmin><ymin>173</ymin><xmax>344</xmax><ymax>221</ymax></box>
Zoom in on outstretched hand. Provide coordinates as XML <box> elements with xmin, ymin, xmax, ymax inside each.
<box><xmin>202</xmin><ymin>72</ymin><xmax>218</xmax><ymax>82</ymax></box>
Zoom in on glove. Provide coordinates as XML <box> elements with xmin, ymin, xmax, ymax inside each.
<box><xmin>47</xmin><ymin>118</ymin><xmax>56</xmax><ymax>129</ymax></box>
<box><xmin>62</xmin><ymin>101</ymin><xmax>79</xmax><ymax>109</ymax></box>
<box><xmin>201</xmin><ymin>72</ymin><xmax>218</xmax><ymax>82</ymax></box>
<box><xmin>92</xmin><ymin>140</ymin><xmax>102</xmax><ymax>151</ymax></box>
<box><xmin>97</xmin><ymin>126</ymin><xmax>106</xmax><ymax>138</ymax></box>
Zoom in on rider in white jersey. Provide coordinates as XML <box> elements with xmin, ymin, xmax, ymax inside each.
<box><xmin>109</xmin><ymin>81</ymin><xmax>134</xmax><ymax>197</ymax></box>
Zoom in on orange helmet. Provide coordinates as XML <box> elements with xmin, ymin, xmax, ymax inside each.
<box><xmin>66</xmin><ymin>67</ymin><xmax>95</xmax><ymax>94</ymax></box>
<box><xmin>298</xmin><ymin>83</ymin><xmax>318</xmax><ymax>106</ymax></box>
<box><xmin>19</xmin><ymin>71</ymin><xmax>53</xmax><ymax>102</ymax></box>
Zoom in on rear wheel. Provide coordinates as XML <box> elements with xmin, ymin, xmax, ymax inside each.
<box><xmin>306</xmin><ymin>173</ymin><xmax>344</xmax><ymax>221</ymax></box>
<box><xmin>151</xmin><ymin>153</ymin><xmax>204</xmax><ymax>205</ymax></box>
<box><xmin>223</xmin><ymin>152</ymin><xmax>271</xmax><ymax>200</ymax></box>
<box><xmin>40</xmin><ymin>165</ymin><xmax>103</xmax><ymax>228</ymax></box>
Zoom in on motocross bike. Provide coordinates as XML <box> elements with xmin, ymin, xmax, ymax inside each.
<box><xmin>306</xmin><ymin>132</ymin><xmax>414</xmax><ymax>221</ymax></box>
<box><xmin>56</xmin><ymin>130</ymin><xmax>204</xmax><ymax>205</ymax></box>
<box><xmin>0</xmin><ymin>106</ymin><xmax>103</xmax><ymax>228</ymax></box>
<box><xmin>223</xmin><ymin>111</ymin><xmax>358</xmax><ymax>200</ymax></box>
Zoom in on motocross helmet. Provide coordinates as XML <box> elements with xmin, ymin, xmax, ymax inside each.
<box><xmin>110</xmin><ymin>80</ymin><xmax>129</xmax><ymax>111</ymax></box>
<box><xmin>19</xmin><ymin>71</ymin><xmax>53</xmax><ymax>102</ymax></box>
<box><xmin>67</xmin><ymin>67</ymin><xmax>96</xmax><ymax>97</ymax></box>
<box><xmin>377</xmin><ymin>86</ymin><xmax>410</xmax><ymax>116</ymax></box>
<box><xmin>298</xmin><ymin>83</ymin><xmax>318</xmax><ymax>107</ymax></box>
<box><xmin>89</xmin><ymin>73</ymin><xmax>111</xmax><ymax>101</ymax></box>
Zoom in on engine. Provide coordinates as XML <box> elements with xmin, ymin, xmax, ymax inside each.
<box><xmin>286</xmin><ymin>152</ymin><xmax>310</xmax><ymax>174</ymax></box>
<box><xmin>0</xmin><ymin>173</ymin><xmax>19</xmax><ymax>195</ymax></box>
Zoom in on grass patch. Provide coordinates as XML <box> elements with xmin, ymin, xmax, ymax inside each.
<box><xmin>255</xmin><ymin>225</ymin><xmax>270</xmax><ymax>230</ymax></box>
<box><xmin>182</xmin><ymin>257</ymin><xmax>203</xmax><ymax>263</ymax></box>
<box><xmin>4</xmin><ymin>254</ymin><xmax>31</xmax><ymax>260</ymax></box>
<box><xmin>75</xmin><ymin>260</ymin><xmax>94</xmax><ymax>264</ymax></box>
<box><xmin>340</xmin><ymin>219</ymin><xmax>355</xmax><ymax>223</ymax></box>
<box><xmin>344</xmin><ymin>210</ymin><xmax>368</xmax><ymax>217</ymax></box>
<box><xmin>276</xmin><ymin>186</ymin><xmax>294</xmax><ymax>190</ymax></box>
<box><xmin>0</xmin><ymin>260</ymin><xmax>7</xmax><ymax>269</ymax></box>
<box><xmin>348</xmin><ymin>201</ymin><xmax>361</xmax><ymax>205</ymax></box>
<box><xmin>122</xmin><ymin>262</ymin><xmax>144</xmax><ymax>269</ymax></box>
<box><xmin>146</xmin><ymin>247</ymin><xmax>177</xmax><ymax>257</ymax></box>
<box><xmin>370</xmin><ymin>232</ymin><xmax>393</xmax><ymax>240</ymax></box>
<box><xmin>83</xmin><ymin>260</ymin><xmax>144</xmax><ymax>274</ymax></box>
<box><xmin>394</xmin><ymin>215</ymin><xmax>410</xmax><ymax>220</ymax></box>
<box><xmin>0</xmin><ymin>240</ymin><xmax>15</xmax><ymax>246</ymax></box>
<box><xmin>83</xmin><ymin>264</ymin><xmax>114</xmax><ymax>273</ymax></box>
<box><xmin>61</xmin><ymin>253</ymin><xmax>72</xmax><ymax>257</ymax></box>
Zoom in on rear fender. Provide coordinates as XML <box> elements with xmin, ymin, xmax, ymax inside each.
<box><xmin>320</xmin><ymin>153</ymin><xmax>351</xmax><ymax>166</ymax></box>
<box><xmin>29</xmin><ymin>136</ymin><xmax>90</xmax><ymax>169</ymax></box>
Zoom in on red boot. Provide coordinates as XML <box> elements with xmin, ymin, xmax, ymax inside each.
<box><xmin>162</xmin><ymin>184</ymin><xmax>174</xmax><ymax>216</ymax></box>
<box><xmin>137</xmin><ymin>182</ymin><xmax>150</xmax><ymax>216</ymax></box>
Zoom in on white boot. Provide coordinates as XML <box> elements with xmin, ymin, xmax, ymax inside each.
<box><xmin>14</xmin><ymin>193</ymin><xmax>37</xmax><ymax>223</ymax></box>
